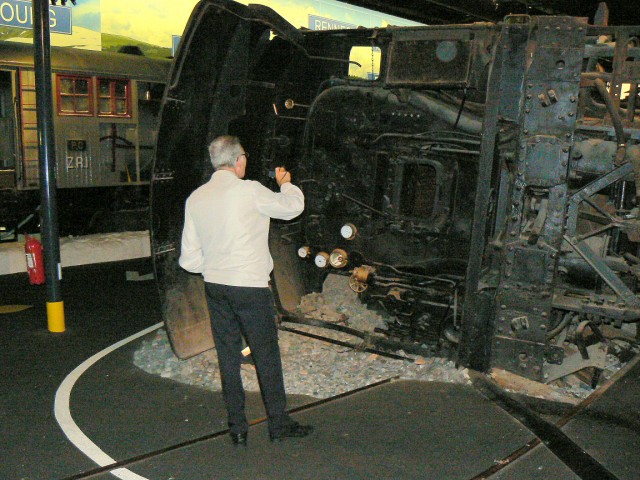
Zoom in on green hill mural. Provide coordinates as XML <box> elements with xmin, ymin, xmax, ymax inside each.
<box><xmin>101</xmin><ymin>32</ymin><xmax>172</xmax><ymax>59</ymax></box>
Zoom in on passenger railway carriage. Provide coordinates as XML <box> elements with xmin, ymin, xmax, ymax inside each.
<box><xmin>0</xmin><ymin>41</ymin><xmax>171</xmax><ymax>238</ymax></box>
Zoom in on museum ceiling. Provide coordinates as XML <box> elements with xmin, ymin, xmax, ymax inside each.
<box><xmin>341</xmin><ymin>0</ymin><xmax>640</xmax><ymax>26</ymax></box>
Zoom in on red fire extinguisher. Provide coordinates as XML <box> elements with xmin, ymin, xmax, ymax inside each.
<box><xmin>25</xmin><ymin>235</ymin><xmax>45</xmax><ymax>285</ymax></box>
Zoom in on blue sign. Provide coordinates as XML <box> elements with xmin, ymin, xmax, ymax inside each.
<box><xmin>308</xmin><ymin>15</ymin><xmax>356</xmax><ymax>31</ymax></box>
<box><xmin>0</xmin><ymin>0</ymin><xmax>72</xmax><ymax>35</ymax></box>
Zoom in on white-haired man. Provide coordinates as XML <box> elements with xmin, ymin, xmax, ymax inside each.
<box><xmin>179</xmin><ymin>135</ymin><xmax>313</xmax><ymax>446</ymax></box>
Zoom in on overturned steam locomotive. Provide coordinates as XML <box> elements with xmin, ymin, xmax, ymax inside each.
<box><xmin>151</xmin><ymin>0</ymin><xmax>640</xmax><ymax>384</ymax></box>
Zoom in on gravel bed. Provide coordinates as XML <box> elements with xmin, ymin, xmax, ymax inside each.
<box><xmin>133</xmin><ymin>275</ymin><xmax>469</xmax><ymax>399</ymax></box>
<box><xmin>133</xmin><ymin>275</ymin><xmax>636</xmax><ymax>402</ymax></box>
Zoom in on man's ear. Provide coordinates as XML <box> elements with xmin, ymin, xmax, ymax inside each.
<box><xmin>234</xmin><ymin>158</ymin><xmax>243</xmax><ymax>175</ymax></box>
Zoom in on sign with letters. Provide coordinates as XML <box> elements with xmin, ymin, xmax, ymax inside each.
<box><xmin>67</xmin><ymin>140</ymin><xmax>86</xmax><ymax>151</ymax></box>
<box><xmin>0</xmin><ymin>0</ymin><xmax>72</xmax><ymax>35</ymax></box>
<box><xmin>308</xmin><ymin>15</ymin><xmax>356</xmax><ymax>31</ymax></box>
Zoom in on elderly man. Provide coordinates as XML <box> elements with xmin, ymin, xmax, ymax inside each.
<box><xmin>179</xmin><ymin>135</ymin><xmax>313</xmax><ymax>446</ymax></box>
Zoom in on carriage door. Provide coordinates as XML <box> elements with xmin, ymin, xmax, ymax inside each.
<box><xmin>0</xmin><ymin>70</ymin><xmax>17</xmax><ymax>189</ymax></box>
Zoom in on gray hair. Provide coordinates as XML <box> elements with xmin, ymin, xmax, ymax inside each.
<box><xmin>208</xmin><ymin>135</ymin><xmax>244</xmax><ymax>170</ymax></box>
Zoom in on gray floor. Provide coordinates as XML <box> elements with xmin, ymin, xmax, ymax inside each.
<box><xmin>1</xmin><ymin>259</ymin><xmax>638</xmax><ymax>480</ymax></box>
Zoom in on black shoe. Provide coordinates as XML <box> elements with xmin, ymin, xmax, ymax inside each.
<box><xmin>269</xmin><ymin>422</ymin><xmax>314</xmax><ymax>442</ymax></box>
<box><xmin>230</xmin><ymin>432</ymin><xmax>248</xmax><ymax>446</ymax></box>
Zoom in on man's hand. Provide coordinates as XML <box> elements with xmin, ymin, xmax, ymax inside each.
<box><xmin>275</xmin><ymin>167</ymin><xmax>291</xmax><ymax>186</ymax></box>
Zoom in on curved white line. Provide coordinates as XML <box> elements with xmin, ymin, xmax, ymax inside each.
<box><xmin>54</xmin><ymin>322</ymin><xmax>163</xmax><ymax>480</ymax></box>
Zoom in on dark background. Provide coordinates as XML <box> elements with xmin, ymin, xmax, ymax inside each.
<box><xmin>342</xmin><ymin>0</ymin><xmax>640</xmax><ymax>26</ymax></box>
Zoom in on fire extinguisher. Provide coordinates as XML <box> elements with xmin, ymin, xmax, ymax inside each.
<box><xmin>25</xmin><ymin>234</ymin><xmax>45</xmax><ymax>285</ymax></box>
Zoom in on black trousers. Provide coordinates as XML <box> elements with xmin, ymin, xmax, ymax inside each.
<box><xmin>204</xmin><ymin>282</ymin><xmax>291</xmax><ymax>435</ymax></box>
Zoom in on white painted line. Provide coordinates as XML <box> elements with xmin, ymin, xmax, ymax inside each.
<box><xmin>54</xmin><ymin>322</ymin><xmax>163</xmax><ymax>480</ymax></box>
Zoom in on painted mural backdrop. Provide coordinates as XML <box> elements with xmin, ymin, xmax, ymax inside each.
<box><xmin>0</xmin><ymin>0</ymin><xmax>101</xmax><ymax>48</ymax></box>
<box><xmin>0</xmin><ymin>0</ymin><xmax>419</xmax><ymax>57</ymax></box>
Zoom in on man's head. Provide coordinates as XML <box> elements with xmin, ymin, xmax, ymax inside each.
<box><xmin>208</xmin><ymin>135</ymin><xmax>247</xmax><ymax>178</ymax></box>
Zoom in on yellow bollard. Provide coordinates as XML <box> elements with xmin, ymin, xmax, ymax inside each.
<box><xmin>47</xmin><ymin>301</ymin><xmax>65</xmax><ymax>333</ymax></box>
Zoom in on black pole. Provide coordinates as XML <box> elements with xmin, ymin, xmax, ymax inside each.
<box><xmin>33</xmin><ymin>0</ymin><xmax>65</xmax><ymax>332</ymax></box>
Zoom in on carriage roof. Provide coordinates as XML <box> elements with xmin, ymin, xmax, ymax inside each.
<box><xmin>0</xmin><ymin>40</ymin><xmax>171</xmax><ymax>83</ymax></box>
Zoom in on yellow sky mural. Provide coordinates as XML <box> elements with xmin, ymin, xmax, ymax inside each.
<box><xmin>100</xmin><ymin>1</ymin><xmax>199</xmax><ymax>47</ymax></box>
<box><xmin>101</xmin><ymin>0</ymin><xmax>419</xmax><ymax>48</ymax></box>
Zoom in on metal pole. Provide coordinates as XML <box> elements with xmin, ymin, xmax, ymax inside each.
<box><xmin>33</xmin><ymin>0</ymin><xmax>65</xmax><ymax>333</ymax></box>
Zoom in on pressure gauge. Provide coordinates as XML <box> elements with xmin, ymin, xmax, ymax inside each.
<box><xmin>314</xmin><ymin>252</ymin><xmax>329</xmax><ymax>268</ymax></box>
<box><xmin>340</xmin><ymin>223</ymin><xmax>357</xmax><ymax>240</ymax></box>
<box><xmin>297</xmin><ymin>246</ymin><xmax>311</xmax><ymax>258</ymax></box>
<box><xmin>329</xmin><ymin>249</ymin><xmax>348</xmax><ymax>268</ymax></box>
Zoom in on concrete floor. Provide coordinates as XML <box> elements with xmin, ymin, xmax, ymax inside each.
<box><xmin>1</xmin><ymin>258</ymin><xmax>638</xmax><ymax>480</ymax></box>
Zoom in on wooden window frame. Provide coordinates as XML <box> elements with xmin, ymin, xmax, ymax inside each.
<box><xmin>57</xmin><ymin>75</ymin><xmax>93</xmax><ymax>116</ymax></box>
<box><xmin>97</xmin><ymin>77</ymin><xmax>132</xmax><ymax>118</ymax></box>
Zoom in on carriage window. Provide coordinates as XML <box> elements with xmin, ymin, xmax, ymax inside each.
<box><xmin>97</xmin><ymin>78</ymin><xmax>131</xmax><ymax>117</ymax></box>
<box><xmin>58</xmin><ymin>76</ymin><xmax>92</xmax><ymax>115</ymax></box>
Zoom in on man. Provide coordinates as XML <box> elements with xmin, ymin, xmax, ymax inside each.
<box><xmin>179</xmin><ymin>135</ymin><xmax>313</xmax><ymax>446</ymax></box>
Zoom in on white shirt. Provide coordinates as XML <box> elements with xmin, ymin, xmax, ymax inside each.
<box><xmin>179</xmin><ymin>170</ymin><xmax>304</xmax><ymax>287</ymax></box>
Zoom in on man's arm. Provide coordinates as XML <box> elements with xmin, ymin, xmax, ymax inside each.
<box><xmin>255</xmin><ymin>183</ymin><xmax>305</xmax><ymax>220</ymax></box>
<box><xmin>255</xmin><ymin>167</ymin><xmax>304</xmax><ymax>220</ymax></box>
<box><xmin>178</xmin><ymin>205</ymin><xmax>204</xmax><ymax>273</ymax></box>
